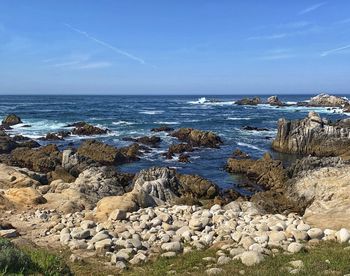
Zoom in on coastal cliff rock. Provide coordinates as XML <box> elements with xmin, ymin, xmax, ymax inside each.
<box><xmin>171</xmin><ymin>128</ymin><xmax>222</xmax><ymax>148</ymax></box>
<box><xmin>0</xmin><ymin>132</ymin><xmax>18</xmax><ymax>153</ymax></box>
<box><xmin>2</xmin><ymin>114</ymin><xmax>22</xmax><ymax>126</ymax></box>
<box><xmin>122</xmin><ymin>136</ymin><xmax>161</xmax><ymax>147</ymax></box>
<box><xmin>177</xmin><ymin>174</ymin><xmax>219</xmax><ymax>200</ymax></box>
<box><xmin>151</xmin><ymin>126</ymin><xmax>174</xmax><ymax>132</ymax></box>
<box><xmin>4</xmin><ymin>187</ymin><xmax>46</xmax><ymax>206</ymax></box>
<box><xmin>236</xmin><ymin>97</ymin><xmax>261</xmax><ymax>105</ymax></box>
<box><xmin>272</xmin><ymin>112</ymin><xmax>350</xmax><ymax>158</ymax></box>
<box><xmin>166</xmin><ymin>143</ymin><xmax>194</xmax><ymax>159</ymax></box>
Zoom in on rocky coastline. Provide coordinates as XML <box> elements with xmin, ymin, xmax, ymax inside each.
<box><xmin>2</xmin><ymin>93</ymin><xmax>350</xmax><ymax>274</ymax></box>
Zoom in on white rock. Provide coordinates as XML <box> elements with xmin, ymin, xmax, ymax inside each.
<box><xmin>307</xmin><ymin>228</ymin><xmax>323</xmax><ymax>240</ymax></box>
<box><xmin>240</xmin><ymin>251</ymin><xmax>264</xmax><ymax>266</ymax></box>
<box><xmin>287</xmin><ymin>242</ymin><xmax>304</xmax><ymax>253</ymax></box>
<box><xmin>337</xmin><ymin>228</ymin><xmax>350</xmax><ymax>243</ymax></box>
<box><xmin>161</xmin><ymin>241</ymin><xmax>183</xmax><ymax>252</ymax></box>
<box><xmin>205</xmin><ymin>268</ymin><xmax>224</xmax><ymax>275</ymax></box>
<box><xmin>217</xmin><ymin>255</ymin><xmax>231</xmax><ymax>265</ymax></box>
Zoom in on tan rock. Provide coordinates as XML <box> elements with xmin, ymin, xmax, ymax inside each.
<box><xmin>0</xmin><ymin>164</ymin><xmax>40</xmax><ymax>189</ymax></box>
<box><xmin>4</xmin><ymin>187</ymin><xmax>46</xmax><ymax>205</ymax></box>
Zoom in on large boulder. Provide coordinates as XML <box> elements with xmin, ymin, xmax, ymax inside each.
<box><xmin>287</xmin><ymin>165</ymin><xmax>350</xmax><ymax>229</ymax></box>
<box><xmin>77</xmin><ymin>140</ymin><xmax>140</xmax><ymax>165</ymax></box>
<box><xmin>177</xmin><ymin>174</ymin><xmax>219</xmax><ymax>199</ymax></box>
<box><xmin>236</xmin><ymin>97</ymin><xmax>261</xmax><ymax>106</ymax></box>
<box><xmin>62</xmin><ymin>148</ymin><xmax>98</xmax><ymax>177</ymax></box>
<box><xmin>2</xmin><ymin>114</ymin><xmax>22</xmax><ymax>126</ymax></box>
<box><xmin>272</xmin><ymin>112</ymin><xmax>350</xmax><ymax>158</ymax></box>
<box><xmin>0</xmin><ymin>164</ymin><xmax>41</xmax><ymax>189</ymax></box>
<box><xmin>0</xmin><ymin>132</ymin><xmax>18</xmax><ymax>153</ymax></box>
<box><xmin>171</xmin><ymin>128</ymin><xmax>222</xmax><ymax>148</ymax></box>
<box><xmin>4</xmin><ymin>187</ymin><xmax>46</xmax><ymax>206</ymax></box>
<box><xmin>122</xmin><ymin>136</ymin><xmax>161</xmax><ymax>147</ymax></box>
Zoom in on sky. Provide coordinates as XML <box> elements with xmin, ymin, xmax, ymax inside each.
<box><xmin>0</xmin><ymin>0</ymin><xmax>350</xmax><ymax>95</ymax></box>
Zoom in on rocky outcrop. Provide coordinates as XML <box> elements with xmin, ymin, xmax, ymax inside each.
<box><xmin>67</xmin><ymin>122</ymin><xmax>108</xmax><ymax>136</ymax></box>
<box><xmin>242</xmin><ymin>126</ymin><xmax>269</xmax><ymax>131</ymax></box>
<box><xmin>0</xmin><ymin>132</ymin><xmax>18</xmax><ymax>153</ymax></box>
<box><xmin>267</xmin><ymin>96</ymin><xmax>284</xmax><ymax>106</ymax></box>
<box><xmin>171</xmin><ymin>128</ymin><xmax>222</xmax><ymax>148</ymax></box>
<box><xmin>272</xmin><ymin>112</ymin><xmax>350</xmax><ymax>158</ymax></box>
<box><xmin>39</xmin><ymin>131</ymin><xmax>70</xmax><ymax>141</ymax></box>
<box><xmin>177</xmin><ymin>174</ymin><xmax>219</xmax><ymax>200</ymax></box>
<box><xmin>0</xmin><ymin>164</ymin><xmax>41</xmax><ymax>189</ymax></box>
<box><xmin>287</xmin><ymin>164</ymin><xmax>350</xmax><ymax>229</ymax></box>
<box><xmin>2</xmin><ymin>114</ymin><xmax>22</xmax><ymax>126</ymax></box>
<box><xmin>4</xmin><ymin>145</ymin><xmax>61</xmax><ymax>173</ymax></box>
<box><xmin>304</xmin><ymin>93</ymin><xmax>349</xmax><ymax>107</ymax></box>
<box><xmin>236</xmin><ymin>97</ymin><xmax>261</xmax><ymax>106</ymax></box>
<box><xmin>166</xmin><ymin>143</ymin><xmax>194</xmax><ymax>159</ymax></box>
<box><xmin>4</xmin><ymin>187</ymin><xmax>46</xmax><ymax>206</ymax></box>
<box><xmin>77</xmin><ymin>140</ymin><xmax>140</xmax><ymax>165</ymax></box>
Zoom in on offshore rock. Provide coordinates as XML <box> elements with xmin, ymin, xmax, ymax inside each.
<box><xmin>171</xmin><ymin>128</ymin><xmax>222</xmax><ymax>148</ymax></box>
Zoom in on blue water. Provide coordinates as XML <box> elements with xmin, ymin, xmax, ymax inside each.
<box><xmin>1</xmin><ymin>94</ymin><xmax>349</xmax><ymax>194</ymax></box>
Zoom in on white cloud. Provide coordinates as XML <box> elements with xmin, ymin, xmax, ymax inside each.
<box><xmin>298</xmin><ymin>2</ymin><xmax>326</xmax><ymax>15</ymax></box>
<box><xmin>75</xmin><ymin>62</ymin><xmax>112</xmax><ymax>69</ymax></box>
<box><xmin>321</xmin><ymin>44</ymin><xmax>350</xmax><ymax>57</ymax></box>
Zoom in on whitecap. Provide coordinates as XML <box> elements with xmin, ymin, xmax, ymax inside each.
<box><xmin>237</xmin><ymin>142</ymin><xmax>264</xmax><ymax>152</ymax></box>
<box><xmin>139</xmin><ymin>110</ymin><xmax>164</xmax><ymax>115</ymax></box>
<box><xmin>154</xmin><ymin>121</ymin><xmax>179</xmax><ymax>125</ymax></box>
<box><xmin>112</xmin><ymin>120</ymin><xmax>135</xmax><ymax>125</ymax></box>
<box><xmin>227</xmin><ymin>117</ymin><xmax>251</xmax><ymax>121</ymax></box>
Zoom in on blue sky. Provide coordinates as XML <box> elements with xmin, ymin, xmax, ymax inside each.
<box><xmin>0</xmin><ymin>0</ymin><xmax>350</xmax><ymax>95</ymax></box>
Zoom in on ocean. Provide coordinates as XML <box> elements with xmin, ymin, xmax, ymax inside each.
<box><xmin>1</xmin><ymin>94</ymin><xmax>349</xmax><ymax>194</ymax></box>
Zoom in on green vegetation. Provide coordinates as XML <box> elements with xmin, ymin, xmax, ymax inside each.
<box><xmin>0</xmin><ymin>237</ymin><xmax>70</xmax><ymax>276</ymax></box>
<box><xmin>126</xmin><ymin>242</ymin><xmax>350</xmax><ymax>276</ymax></box>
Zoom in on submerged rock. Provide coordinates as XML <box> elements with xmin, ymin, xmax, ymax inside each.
<box><xmin>67</xmin><ymin>122</ymin><xmax>108</xmax><ymax>136</ymax></box>
<box><xmin>122</xmin><ymin>136</ymin><xmax>161</xmax><ymax>147</ymax></box>
<box><xmin>151</xmin><ymin>126</ymin><xmax>174</xmax><ymax>132</ymax></box>
<box><xmin>272</xmin><ymin>112</ymin><xmax>350</xmax><ymax>158</ymax></box>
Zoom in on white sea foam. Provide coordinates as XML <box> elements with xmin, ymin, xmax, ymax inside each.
<box><xmin>237</xmin><ymin>142</ymin><xmax>264</xmax><ymax>152</ymax></box>
<box><xmin>112</xmin><ymin>120</ymin><xmax>135</xmax><ymax>125</ymax></box>
<box><xmin>227</xmin><ymin>117</ymin><xmax>252</xmax><ymax>121</ymax></box>
<box><xmin>139</xmin><ymin>110</ymin><xmax>164</xmax><ymax>115</ymax></box>
<box><xmin>154</xmin><ymin>121</ymin><xmax>179</xmax><ymax>125</ymax></box>
<box><xmin>188</xmin><ymin>97</ymin><xmax>235</xmax><ymax>106</ymax></box>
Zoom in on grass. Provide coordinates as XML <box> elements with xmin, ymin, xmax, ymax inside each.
<box><xmin>0</xmin><ymin>237</ymin><xmax>71</xmax><ymax>276</ymax></box>
<box><xmin>2</xmin><ymin>237</ymin><xmax>350</xmax><ymax>275</ymax></box>
<box><xmin>126</xmin><ymin>242</ymin><xmax>350</xmax><ymax>276</ymax></box>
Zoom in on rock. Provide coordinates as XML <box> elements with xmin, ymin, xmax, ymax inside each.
<box><xmin>171</xmin><ymin>128</ymin><xmax>222</xmax><ymax>148</ymax></box>
<box><xmin>242</xmin><ymin>126</ymin><xmax>269</xmax><ymax>131</ymax></box>
<box><xmin>337</xmin><ymin>228</ymin><xmax>350</xmax><ymax>243</ymax></box>
<box><xmin>272</xmin><ymin>112</ymin><xmax>350</xmax><ymax>158</ymax></box>
<box><xmin>205</xmin><ymin>268</ymin><xmax>224</xmax><ymax>275</ymax></box>
<box><xmin>0</xmin><ymin>229</ymin><xmax>19</xmax><ymax>238</ymax></box>
<box><xmin>178</xmin><ymin>154</ymin><xmax>190</xmax><ymax>163</ymax></box>
<box><xmin>161</xmin><ymin>242</ymin><xmax>183</xmax><ymax>253</ymax></box>
<box><xmin>240</xmin><ymin>251</ymin><xmax>264</xmax><ymax>266</ymax></box>
<box><xmin>0</xmin><ymin>132</ymin><xmax>18</xmax><ymax>153</ymax></box>
<box><xmin>268</xmin><ymin>231</ymin><xmax>286</xmax><ymax>244</ymax></box>
<box><xmin>166</xmin><ymin>143</ymin><xmax>194</xmax><ymax>159</ymax></box>
<box><xmin>123</xmin><ymin>136</ymin><xmax>161</xmax><ymax>147</ymax></box>
<box><xmin>68</xmin><ymin>122</ymin><xmax>108</xmax><ymax>136</ymax></box>
<box><xmin>108</xmin><ymin>209</ymin><xmax>127</xmax><ymax>221</ymax></box>
<box><xmin>94</xmin><ymin>238</ymin><xmax>112</xmax><ymax>253</ymax></box>
<box><xmin>129</xmin><ymin>252</ymin><xmax>147</xmax><ymax>265</ymax></box>
<box><xmin>69</xmin><ymin>254</ymin><xmax>82</xmax><ymax>263</ymax></box>
<box><xmin>177</xmin><ymin>174</ymin><xmax>219</xmax><ymax>200</ymax></box>
<box><xmin>4</xmin><ymin>187</ymin><xmax>46</xmax><ymax>205</ymax></box>
<box><xmin>0</xmin><ymin>164</ymin><xmax>41</xmax><ymax>189</ymax></box>
<box><xmin>267</xmin><ymin>96</ymin><xmax>284</xmax><ymax>106</ymax></box>
<box><xmin>151</xmin><ymin>126</ymin><xmax>174</xmax><ymax>132</ymax></box>
<box><xmin>232</xmin><ymin>149</ymin><xmax>250</xmax><ymax>159</ymax></box>
<box><xmin>307</xmin><ymin>228</ymin><xmax>324</xmax><ymax>240</ymax></box>
<box><xmin>77</xmin><ymin>140</ymin><xmax>140</xmax><ymax>165</ymax></box>
<box><xmin>50</xmin><ymin>166</ymin><xmax>76</xmax><ymax>183</ymax></box>
<box><xmin>115</xmin><ymin>261</ymin><xmax>127</xmax><ymax>270</ymax></box>
<box><xmin>5</xmin><ymin>144</ymin><xmax>61</xmax><ymax>173</ymax></box>
<box><xmin>217</xmin><ymin>255</ymin><xmax>231</xmax><ymax>265</ymax></box>
<box><xmin>306</xmin><ymin>93</ymin><xmax>349</xmax><ymax>107</ymax></box>
<box><xmin>2</xmin><ymin>114</ymin><xmax>22</xmax><ymax>126</ymax></box>
<box><xmin>287</xmin><ymin>242</ymin><xmax>304</xmax><ymax>253</ymax></box>
<box><xmin>236</xmin><ymin>97</ymin><xmax>262</xmax><ymax>106</ymax></box>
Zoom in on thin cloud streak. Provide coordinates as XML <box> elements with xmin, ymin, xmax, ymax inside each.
<box><xmin>64</xmin><ymin>23</ymin><xmax>146</xmax><ymax>65</ymax></box>
<box><xmin>321</xmin><ymin>44</ymin><xmax>350</xmax><ymax>56</ymax></box>
<box><xmin>298</xmin><ymin>2</ymin><xmax>326</xmax><ymax>15</ymax></box>
<box><xmin>76</xmin><ymin>62</ymin><xmax>112</xmax><ymax>69</ymax></box>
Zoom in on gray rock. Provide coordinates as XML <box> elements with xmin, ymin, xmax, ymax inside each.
<box><xmin>240</xmin><ymin>251</ymin><xmax>264</xmax><ymax>266</ymax></box>
<box><xmin>287</xmin><ymin>242</ymin><xmax>304</xmax><ymax>253</ymax></box>
<box><xmin>161</xmin><ymin>241</ymin><xmax>183</xmax><ymax>253</ymax></box>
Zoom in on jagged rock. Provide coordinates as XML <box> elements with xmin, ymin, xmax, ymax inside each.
<box><xmin>232</xmin><ymin>149</ymin><xmax>250</xmax><ymax>159</ymax></box>
<box><xmin>272</xmin><ymin>112</ymin><xmax>350</xmax><ymax>158</ymax></box>
<box><xmin>49</xmin><ymin>166</ymin><xmax>76</xmax><ymax>183</ymax></box>
<box><xmin>62</xmin><ymin>148</ymin><xmax>98</xmax><ymax>177</ymax></box>
<box><xmin>171</xmin><ymin>128</ymin><xmax>222</xmax><ymax>148</ymax></box>
<box><xmin>2</xmin><ymin>114</ymin><xmax>22</xmax><ymax>126</ymax></box>
<box><xmin>306</xmin><ymin>93</ymin><xmax>349</xmax><ymax>107</ymax></box>
<box><xmin>77</xmin><ymin>140</ymin><xmax>140</xmax><ymax>165</ymax></box>
<box><xmin>166</xmin><ymin>143</ymin><xmax>193</xmax><ymax>159</ymax></box>
<box><xmin>178</xmin><ymin>154</ymin><xmax>190</xmax><ymax>163</ymax></box>
<box><xmin>5</xmin><ymin>144</ymin><xmax>61</xmax><ymax>173</ymax></box>
<box><xmin>0</xmin><ymin>132</ymin><xmax>18</xmax><ymax>153</ymax></box>
<box><xmin>267</xmin><ymin>95</ymin><xmax>284</xmax><ymax>106</ymax></box>
<box><xmin>39</xmin><ymin>131</ymin><xmax>70</xmax><ymax>141</ymax></box>
<box><xmin>236</xmin><ymin>97</ymin><xmax>261</xmax><ymax>106</ymax></box>
<box><xmin>67</xmin><ymin>122</ymin><xmax>108</xmax><ymax>136</ymax></box>
<box><xmin>177</xmin><ymin>174</ymin><xmax>219</xmax><ymax>200</ymax></box>
<box><xmin>242</xmin><ymin>126</ymin><xmax>269</xmax><ymax>131</ymax></box>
